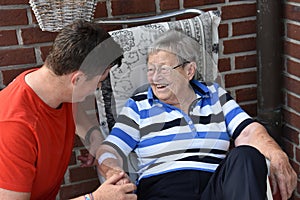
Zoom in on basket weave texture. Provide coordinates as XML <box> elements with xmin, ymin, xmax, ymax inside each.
<box><xmin>29</xmin><ymin>0</ymin><xmax>98</xmax><ymax>32</ymax></box>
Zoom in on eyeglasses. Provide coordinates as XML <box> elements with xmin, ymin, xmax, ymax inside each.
<box><xmin>147</xmin><ymin>61</ymin><xmax>190</xmax><ymax>76</ymax></box>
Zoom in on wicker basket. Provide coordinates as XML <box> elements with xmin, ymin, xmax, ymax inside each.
<box><xmin>29</xmin><ymin>0</ymin><xmax>98</xmax><ymax>32</ymax></box>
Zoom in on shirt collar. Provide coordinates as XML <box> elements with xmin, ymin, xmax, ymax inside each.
<box><xmin>147</xmin><ymin>79</ymin><xmax>211</xmax><ymax>105</ymax></box>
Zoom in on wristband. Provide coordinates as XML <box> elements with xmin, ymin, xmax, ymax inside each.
<box><xmin>84</xmin><ymin>193</ymin><xmax>94</xmax><ymax>200</ymax></box>
<box><xmin>85</xmin><ymin>126</ymin><xmax>100</xmax><ymax>145</ymax></box>
<box><xmin>98</xmin><ymin>152</ymin><xmax>117</xmax><ymax>165</ymax></box>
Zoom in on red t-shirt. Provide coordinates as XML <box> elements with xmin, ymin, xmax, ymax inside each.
<box><xmin>0</xmin><ymin>69</ymin><xmax>75</xmax><ymax>199</ymax></box>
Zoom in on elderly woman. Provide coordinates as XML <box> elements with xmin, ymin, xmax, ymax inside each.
<box><xmin>96</xmin><ymin>30</ymin><xmax>296</xmax><ymax>200</ymax></box>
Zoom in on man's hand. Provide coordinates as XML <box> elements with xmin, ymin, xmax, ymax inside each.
<box><xmin>105</xmin><ymin>167</ymin><xmax>131</xmax><ymax>185</ymax></box>
<box><xmin>93</xmin><ymin>172</ymin><xmax>137</xmax><ymax>200</ymax></box>
<box><xmin>269</xmin><ymin>150</ymin><xmax>297</xmax><ymax>200</ymax></box>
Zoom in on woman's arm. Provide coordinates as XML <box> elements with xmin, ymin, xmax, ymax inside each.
<box><xmin>235</xmin><ymin>122</ymin><xmax>297</xmax><ymax>200</ymax></box>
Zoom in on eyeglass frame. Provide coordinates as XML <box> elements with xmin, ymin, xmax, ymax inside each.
<box><xmin>147</xmin><ymin>61</ymin><xmax>190</xmax><ymax>76</ymax></box>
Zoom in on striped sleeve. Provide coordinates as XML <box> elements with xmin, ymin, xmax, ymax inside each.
<box><xmin>217</xmin><ymin>85</ymin><xmax>254</xmax><ymax>139</ymax></box>
<box><xmin>104</xmin><ymin>98</ymin><xmax>141</xmax><ymax>156</ymax></box>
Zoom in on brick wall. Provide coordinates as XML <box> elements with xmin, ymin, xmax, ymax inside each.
<box><xmin>0</xmin><ymin>0</ymin><xmax>299</xmax><ymax>199</ymax></box>
<box><xmin>283</xmin><ymin>1</ymin><xmax>300</xmax><ymax>199</ymax></box>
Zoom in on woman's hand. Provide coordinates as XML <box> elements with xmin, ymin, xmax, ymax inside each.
<box><xmin>93</xmin><ymin>172</ymin><xmax>137</xmax><ymax>200</ymax></box>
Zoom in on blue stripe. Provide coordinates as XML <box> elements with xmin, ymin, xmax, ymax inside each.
<box><xmin>110</xmin><ymin>128</ymin><xmax>137</xmax><ymax>149</ymax></box>
<box><xmin>138</xmin><ymin>131</ymin><xmax>230</xmax><ymax>148</ymax></box>
<box><xmin>225</xmin><ymin>106</ymin><xmax>243</xmax><ymax>125</ymax></box>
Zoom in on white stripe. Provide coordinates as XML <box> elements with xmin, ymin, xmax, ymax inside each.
<box><xmin>138</xmin><ymin>152</ymin><xmax>226</xmax><ymax>166</ymax></box>
<box><xmin>227</xmin><ymin>112</ymin><xmax>251</xmax><ymax>135</ymax></box>
<box><xmin>141</xmin><ymin>110</ymin><xmax>182</xmax><ymax>127</ymax></box>
<box><xmin>194</xmin><ymin>122</ymin><xmax>226</xmax><ymax>132</ymax></box>
<box><xmin>105</xmin><ymin>135</ymin><xmax>133</xmax><ymax>155</ymax></box>
<box><xmin>222</xmin><ymin>99</ymin><xmax>240</xmax><ymax>116</ymax></box>
<box><xmin>139</xmin><ymin>161</ymin><xmax>218</xmax><ymax>179</ymax></box>
<box><xmin>141</xmin><ymin>125</ymin><xmax>190</xmax><ymax>140</ymax></box>
<box><xmin>119</xmin><ymin>106</ymin><xmax>140</xmax><ymax>122</ymax></box>
<box><xmin>137</xmin><ymin>138</ymin><xmax>229</xmax><ymax>157</ymax></box>
<box><xmin>114</xmin><ymin>122</ymin><xmax>140</xmax><ymax>141</ymax></box>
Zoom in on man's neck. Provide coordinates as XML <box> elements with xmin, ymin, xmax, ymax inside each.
<box><xmin>25</xmin><ymin>66</ymin><xmax>70</xmax><ymax>108</ymax></box>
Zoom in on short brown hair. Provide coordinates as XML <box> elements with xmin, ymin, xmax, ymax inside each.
<box><xmin>45</xmin><ymin>20</ymin><xmax>123</xmax><ymax>78</ymax></box>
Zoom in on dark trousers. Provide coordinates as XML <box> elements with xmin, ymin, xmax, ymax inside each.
<box><xmin>136</xmin><ymin>145</ymin><xmax>268</xmax><ymax>200</ymax></box>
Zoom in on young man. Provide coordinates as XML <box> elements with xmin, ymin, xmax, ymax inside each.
<box><xmin>0</xmin><ymin>20</ymin><xmax>136</xmax><ymax>200</ymax></box>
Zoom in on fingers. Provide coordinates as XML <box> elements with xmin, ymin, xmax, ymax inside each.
<box><xmin>270</xmin><ymin>173</ymin><xmax>278</xmax><ymax>195</ymax></box>
<box><xmin>120</xmin><ymin>183</ymin><xmax>137</xmax><ymax>194</ymax></box>
<box><xmin>272</xmin><ymin>165</ymin><xmax>297</xmax><ymax>199</ymax></box>
<box><xmin>104</xmin><ymin>172</ymin><xmax>126</xmax><ymax>185</ymax></box>
<box><xmin>125</xmin><ymin>193</ymin><xmax>137</xmax><ymax>200</ymax></box>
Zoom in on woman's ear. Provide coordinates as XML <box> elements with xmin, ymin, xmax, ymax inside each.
<box><xmin>186</xmin><ymin>62</ymin><xmax>196</xmax><ymax>80</ymax></box>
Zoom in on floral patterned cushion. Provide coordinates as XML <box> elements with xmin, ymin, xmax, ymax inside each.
<box><xmin>96</xmin><ymin>10</ymin><xmax>221</xmax><ymax>136</ymax></box>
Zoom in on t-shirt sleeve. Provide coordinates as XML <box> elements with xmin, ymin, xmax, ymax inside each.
<box><xmin>217</xmin><ymin>85</ymin><xmax>254</xmax><ymax>139</ymax></box>
<box><xmin>0</xmin><ymin>121</ymin><xmax>37</xmax><ymax>192</ymax></box>
<box><xmin>103</xmin><ymin>98</ymin><xmax>140</xmax><ymax>157</ymax></box>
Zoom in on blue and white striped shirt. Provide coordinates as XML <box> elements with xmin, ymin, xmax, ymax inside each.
<box><xmin>103</xmin><ymin>80</ymin><xmax>253</xmax><ymax>182</ymax></box>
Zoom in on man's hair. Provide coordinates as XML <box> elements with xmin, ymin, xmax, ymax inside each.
<box><xmin>45</xmin><ymin>20</ymin><xmax>123</xmax><ymax>78</ymax></box>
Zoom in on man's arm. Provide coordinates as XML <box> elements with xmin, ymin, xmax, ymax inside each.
<box><xmin>235</xmin><ymin>122</ymin><xmax>297</xmax><ymax>200</ymax></box>
<box><xmin>0</xmin><ymin>188</ymin><xmax>30</xmax><ymax>200</ymax></box>
<box><xmin>75</xmin><ymin>102</ymin><xmax>104</xmax><ymax>158</ymax></box>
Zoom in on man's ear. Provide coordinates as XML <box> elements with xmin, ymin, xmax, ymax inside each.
<box><xmin>71</xmin><ymin>71</ymin><xmax>86</xmax><ymax>86</ymax></box>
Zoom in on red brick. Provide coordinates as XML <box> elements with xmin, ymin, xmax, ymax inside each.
<box><xmin>236</xmin><ymin>87</ymin><xmax>257</xmax><ymax>102</ymax></box>
<box><xmin>225</xmin><ymin>71</ymin><xmax>257</xmax><ymax>87</ymax></box>
<box><xmin>0</xmin><ymin>0</ymin><xmax>28</xmax><ymax>5</ymax></box>
<box><xmin>235</xmin><ymin>54</ymin><xmax>256</xmax><ymax>69</ymax></box>
<box><xmin>221</xmin><ymin>3</ymin><xmax>256</xmax><ymax>20</ymax></box>
<box><xmin>287</xmin><ymin>58</ymin><xmax>300</xmax><ymax>77</ymax></box>
<box><xmin>287</xmin><ymin>93</ymin><xmax>300</xmax><ymax>114</ymax></box>
<box><xmin>40</xmin><ymin>46</ymin><xmax>52</xmax><ymax>61</ymax></box>
<box><xmin>219</xmin><ymin>23</ymin><xmax>229</xmax><ymax>38</ymax></box>
<box><xmin>284</xmin><ymin>76</ymin><xmax>300</xmax><ymax>95</ymax></box>
<box><xmin>287</xmin><ymin>23</ymin><xmax>300</xmax><ymax>41</ymax></box>
<box><xmin>94</xmin><ymin>1</ymin><xmax>108</xmax><ymax>18</ymax></box>
<box><xmin>21</xmin><ymin>27</ymin><xmax>57</xmax><ymax>45</ymax></box>
<box><xmin>160</xmin><ymin>0</ymin><xmax>179</xmax><ymax>11</ymax></box>
<box><xmin>283</xmin><ymin>109</ymin><xmax>300</xmax><ymax>130</ymax></box>
<box><xmin>289</xmin><ymin>159</ymin><xmax>300</xmax><ymax>185</ymax></box>
<box><xmin>184</xmin><ymin>0</ymin><xmax>224</xmax><ymax>7</ymax></box>
<box><xmin>296</xmin><ymin>146</ymin><xmax>300</xmax><ymax>163</ymax></box>
<box><xmin>0</xmin><ymin>9</ymin><xmax>28</xmax><ymax>26</ymax></box>
<box><xmin>0</xmin><ymin>30</ymin><xmax>18</xmax><ymax>46</ymax></box>
<box><xmin>59</xmin><ymin>179</ymin><xmax>100</xmax><ymax>199</ymax></box>
<box><xmin>2</xmin><ymin>67</ymin><xmax>34</xmax><ymax>85</ymax></box>
<box><xmin>112</xmin><ymin>0</ymin><xmax>156</xmax><ymax>16</ymax></box>
<box><xmin>284</xmin><ymin>4</ymin><xmax>300</xmax><ymax>22</ymax></box>
<box><xmin>285</xmin><ymin>40</ymin><xmax>300</xmax><ymax>60</ymax></box>
<box><xmin>232</xmin><ymin>20</ymin><xmax>256</xmax><ymax>36</ymax></box>
<box><xmin>282</xmin><ymin>125</ymin><xmax>300</xmax><ymax>145</ymax></box>
<box><xmin>281</xmin><ymin>139</ymin><xmax>295</xmax><ymax>159</ymax></box>
<box><xmin>69</xmin><ymin>151</ymin><xmax>77</xmax><ymax>166</ymax></box>
<box><xmin>0</xmin><ymin>48</ymin><xmax>35</xmax><ymax>67</ymax></box>
<box><xmin>218</xmin><ymin>57</ymin><xmax>231</xmax><ymax>72</ymax></box>
<box><xmin>69</xmin><ymin>166</ymin><xmax>98</xmax><ymax>182</ymax></box>
<box><xmin>240</xmin><ymin>103</ymin><xmax>257</xmax><ymax>117</ymax></box>
<box><xmin>30</xmin><ymin>9</ymin><xmax>37</xmax><ymax>24</ymax></box>
<box><xmin>223</xmin><ymin>37</ymin><xmax>256</xmax><ymax>54</ymax></box>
